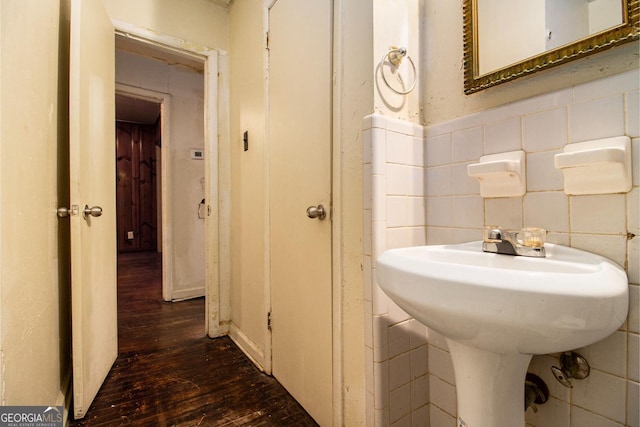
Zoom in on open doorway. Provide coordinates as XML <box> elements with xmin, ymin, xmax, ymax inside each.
<box><xmin>115</xmin><ymin>38</ymin><xmax>208</xmax><ymax>304</ymax></box>
<box><xmin>115</xmin><ymin>96</ymin><xmax>161</xmax><ymax>254</ymax></box>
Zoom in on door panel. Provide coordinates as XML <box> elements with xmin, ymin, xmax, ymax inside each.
<box><xmin>269</xmin><ymin>0</ymin><xmax>333</xmax><ymax>424</ymax></box>
<box><xmin>116</xmin><ymin>122</ymin><xmax>158</xmax><ymax>252</ymax></box>
<box><xmin>70</xmin><ymin>0</ymin><xmax>117</xmax><ymax>419</ymax></box>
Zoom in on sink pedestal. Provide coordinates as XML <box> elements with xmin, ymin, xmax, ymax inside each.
<box><xmin>447</xmin><ymin>340</ymin><xmax>533</xmax><ymax>427</ymax></box>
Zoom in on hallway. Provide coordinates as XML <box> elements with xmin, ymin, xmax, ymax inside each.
<box><xmin>71</xmin><ymin>251</ymin><xmax>317</xmax><ymax>426</ymax></box>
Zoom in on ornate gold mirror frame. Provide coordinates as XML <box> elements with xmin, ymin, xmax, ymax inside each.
<box><xmin>463</xmin><ymin>0</ymin><xmax>640</xmax><ymax>94</ymax></box>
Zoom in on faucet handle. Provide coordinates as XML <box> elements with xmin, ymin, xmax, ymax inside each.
<box><xmin>520</xmin><ymin>227</ymin><xmax>547</xmax><ymax>247</ymax></box>
<box><xmin>483</xmin><ymin>226</ymin><xmax>503</xmax><ymax>242</ymax></box>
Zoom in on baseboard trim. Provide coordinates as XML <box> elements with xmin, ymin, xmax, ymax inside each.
<box><xmin>229</xmin><ymin>323</ymin><xmax>266</xmax><ymax>372</ymax></box>
<box><xmin>58</xmin><ymin>369</ymin><xmax>71</xmax><ymax>426</ymax></box>
<box><xmin>171</xmin><ymin>286</ymin><xmax>204</xmax><ymax>301</ymax></box>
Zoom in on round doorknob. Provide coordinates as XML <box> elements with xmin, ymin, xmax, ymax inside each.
<box><xmin>306</xmin><ymin>204</ymin><xmax>326</xmax><ymax>220</ymax></box>
<box><xmin>83</xmin><ymin>205</ymin><xmax>103</xmax><ymax>218</ymax></box>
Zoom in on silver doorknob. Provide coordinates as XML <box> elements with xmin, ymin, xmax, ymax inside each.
<box><xmin>83</xmin><ymin>205</ymin><xmax>103</xmax><ymax>218</ymax></box>
<box><xmin>306</xmin><ymin>204</ymin><xmax>326</xmax><ymax>220</ymax></box>
<box><xmin>57</xmin><ymin>205</ymin><xmax>79</xmax><ymax>218</ymax></box>
<box><xmin>57</xmin><ymin>207</ymin><xmax>70</xmax><ymax>218</ymax></box>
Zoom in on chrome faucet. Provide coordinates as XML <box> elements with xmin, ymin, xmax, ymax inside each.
<box><xmin>482</xmin><ymin>227</ymin><xmax>546</xmax><ymax>257</ymax></box>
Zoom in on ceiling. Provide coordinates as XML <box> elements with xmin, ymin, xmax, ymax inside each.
<box><xmin>115</xmin><ymin>95</ymin><xmax>161</xmax><ymax>125</ymax></box>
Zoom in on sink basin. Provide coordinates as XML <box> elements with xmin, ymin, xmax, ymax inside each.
<box><xmin>377</xmin><ymin>241</ymin><xmax>628</xmax><ymax>354</ymax></box>
<box><xmin>376</xmin><ymin>241</ymin><xmax>628</xmax><ymax>427</ymax></box>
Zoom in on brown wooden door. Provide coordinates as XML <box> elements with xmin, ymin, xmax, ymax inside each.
<box><xmin>116</xmin><ymin>121</ymin><xmax>159</xmax><ymax>252</ymax></box>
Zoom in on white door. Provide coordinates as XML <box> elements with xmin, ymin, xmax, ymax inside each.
<box><xmin>69</xmin><ymin>0</ymin><xmax>117</xmax><ymax>419</ymax></box>
<box><xmin>269</xmin><ymin>0</ymin><xmax>333</xmax><ymax>424</ymax></box>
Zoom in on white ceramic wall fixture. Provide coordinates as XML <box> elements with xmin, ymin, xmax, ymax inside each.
<box><xmin>467</xmin><ymin>150</ymin><xmax>526</xmax><ymax>198</ymax></box>
<box><xmin>554</xmin><ymin>136</ymin><xmax>632</xmax><ymax>195</ymax></box>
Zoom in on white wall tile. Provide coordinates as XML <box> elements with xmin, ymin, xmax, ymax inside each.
<box><xmin>390</xmin><ymin>352</ymin><xmax>412</xmax><ymax>390</ymax></box>
<box><xmin>363</xmin><ymin>128</ymin><xmax>372</xmax><ymax>164</ymax></box>
<box><xmin>573</xmin><ymin>69</ymin><xmax>640</xmax><ymax>103</ymax></box>
<box><xmin>577</xmin><ymin>330</ymin><xmax>627</xmax><ymax>377</ymax></box>
<box><xmin>372</xmin><ymin>127</ymin><xmax>386</xmax><ymax>174</ymax></box>
<box><xmin>429</xmin><ymin>375</ymin><xmax>456</xmax><ymax>416</ymax></box>
<box><xmin>525</xmin><ymin>397</ymin><xmax>570</xmax><ymax>427</ymax></box>
<box><xmin>410</xmin><ymin>375</ymin><xmax>429</xmax><ymax>411</ymax></box>
<box><xmin>485</xmin><ymin>117</ymin><xmax>522</xmax><ymax>154</ymax></box>
<box><xmin>633</xmin><ymin>138</ymin><xmax>639</xmax><ymax>186</ymax></box>
<box><xmin>627</xmin><ymin>89</ymin><xmax>640</xmax><ymax>138</ymax></box>
<box><xmin>409</xmin><ymin>136</ymin><xmax>426</xmax><ymax>167</ymax></box>
<box><xmin>430</xmin><ymin>405</ymin><xmax>457</xmax><ymax>427</ymax></box>
<box><xmin>570</xmin><ymin>95</ymin><xmax>625</xmax><ymax>143</ymax></box>
<box><xmin>629</xmin><ymin>285</ymin><xmax>640</xmax><ymax>334</ymax></box>
<box><xmin>387</xmin><ymin>196</ymin><xmax>409</xmax><ymax>228</ymax></box>
<box><xmin>411</xmin><ymin>346</ymin><xmax>429</xmax><ymax>379</ymax></box>
<box><xmin>452</xmin><ymin>196</ymin><xmax>483</xmax><ymax>228</ymax></box>
<box><xmin>426</xmin><ymin>166</ymin><xmax>452</xmax><ymax>196</ymax></box>
<box><xmin>409</xmin><ymin>319</ymin><xmax>429</xmax><ymax>349</ymax></box>
<box><xmin>570</xmin><ymin>194</ymin><xmax>626</xmax><ymax>234</ymax></box>
<box><xmin>389</xmin><ymin>320</ymin><xmax>412</xmax><ymax>358</ymax></box>
<box><xmin>387</xmin><ymin>130</ymin><xmax>410</xmax><ymax>164</ymax></box>
<box><xmin>372</xmin><ymin>175</ymin><xmax>387</xmax><ymax>222</ymax></box>
<box><xmin>372</xmin><ymin>279</ymin><xmax>387</xmax><ymax>320</ymax></box>
<box><xmin>374</xmin><ymin>360</ymin><xmax>390</xmax><ymax>409</ymax></box>
<box><xmin>523</xmin><ymin>107</ymin><xmax>568</xmax><ymax>152</ymax></box>
<box><xmin>426</xmin><ymin>134</ymin><xmax>452</xmax><ymax>167</ymax></box>
<box><xmin>527</xmin><ymin>150</ymin><xmax>564</xmax><ymax>191</ymax></box>
<box><xmin>452</xmin><ymin>227</ymin><xmax>482</xmax><ymax>243</ymax></box>
<box><xmin>426</xmin><ymin>227</ymin><xmax>454</xmax><ymax>245</ymax></box>
<box><xmin>409</xmin><ymin>166</ymin><xmax>426</xmax><ymax>196</ymax></box>
<box><xmin>387</xmin><ymin>227</ymin><xmax>415</xmax><ymax>249</ymax></box>
<box><xmin>570</xmin><ymin>406</ymin><xmax>624</xmax><ymax>427</ymax></box>
<box><xmin>452</xmin><ymin>162</ymin><xmax>480</xmax><ymax>196</ymax></box>
<box><xmin>387</xmin><ymin>164</ymin><xmax>410</xmax><ymax>195</ymax></box>
<box><xmin>411</xmin><ymin>405</ymin><xmax>430</xmax><ymax>427</ymax></box>
<box><xmin>570</xmin><ymin>233</ymin><xmax>627</xmax><ymax>269</ymax></box>
<box><xmin>426</xmin><ymin>197</ymin><xmax>454</xmax><ymax>227</ymax></box>
<box><xmin>452</xmin><ymin>127</ymin><xmax>483</xmax><ymax>163</ymax></box>
<box><xmin>524</xmin><ymin>191</ymin><xmax>569</xmax><ymax>232</ymax></box>
<box><xmin>390</xmin><ymin>383</ymin><xmax>412</xmax><ymax>422</ymax></box>
<box><xmin>628</xmin><ymin>380</ymin><xmax>639</xmax><ymax>427</ymax></box>
<box><xmin>629</xmin><ymin>332</ymin><xmax>639</xmax><ymax>382</ymax></box>
<box><xmin>408</xmin><ymin>197</ymin><xmax>426</xmax><ymax>227</ymax></box>
<box><xmin>485</xmin><ymin>198</ymin><xmax>523</xmax><ymax>229</ymax></box>
<box><xmin>428</xmin><ymin>345</ymin><xmax>456</xmax><ymax>385</ymax></box>
<box><xmin>571</xmin><ymin>369</ymin><xmax>626</xmax><ymax>423</ymax></box>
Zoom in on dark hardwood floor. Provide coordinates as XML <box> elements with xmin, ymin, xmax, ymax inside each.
<box><xmin>71</xmin><ymin>251</ymin><xmax>318</xmax><ymax>426</ymax></box>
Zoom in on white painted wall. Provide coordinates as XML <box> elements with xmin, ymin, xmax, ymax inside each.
<box><xmin>116</xmin><ymin>50</ymin><xmax>206</xmax><ymax>299</ymax></box>
<box><xmin>228</xmin><ymin>0</ymin><xmax>268</xmax><ymax>366</ymax></box>
<box><xmin>0</xmin><ymin>0</ymin><xmax>71</xmax><ymax>408</ymax></box>
<box><xmin>102</xmin><ymin>0</ymin><xmax>229</xmax><ymax>50</ymax></box>
<box><xmin>373</xmin><ymin>0</ymin><xmax>422</xmax><ymax>122</ymax></box>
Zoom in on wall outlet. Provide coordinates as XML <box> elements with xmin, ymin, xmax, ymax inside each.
<box><xmin>127</xmin><ymin>231</ymin><xmax>134</xmax><ymax>240</ymax></box>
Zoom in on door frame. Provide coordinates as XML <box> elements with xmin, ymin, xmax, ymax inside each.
<box><xmin>113</xmin><ymin>20</ymin><xmax>231</xmax><ymax>338</ymax></box>
<box><xmin>114</xmin><ymin>85</ymin><xmax>172</xmax><ymax>299</ymax></box>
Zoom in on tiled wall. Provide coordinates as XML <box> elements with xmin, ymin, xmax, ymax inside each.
<box><xmin>364</xmin><ymin>69</ymin><xmax>639</xmax><ymax>427</ymax></box>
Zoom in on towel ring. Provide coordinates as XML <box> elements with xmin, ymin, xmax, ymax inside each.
<box><xmin>380</xmin><ymin>46</ymin><xmax>417</xmax><ymax>95</ymax></box>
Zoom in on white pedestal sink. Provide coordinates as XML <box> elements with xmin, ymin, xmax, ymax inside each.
<box><xmin>376</xmin><ymin>241</ymin><xmax>628</xmax><ymax>427</ymax></box>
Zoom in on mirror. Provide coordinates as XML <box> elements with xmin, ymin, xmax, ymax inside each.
<box><xmin>463</xmin><ymin>0</ymin><xmax>639</xmax><ymax>94</ymax></box>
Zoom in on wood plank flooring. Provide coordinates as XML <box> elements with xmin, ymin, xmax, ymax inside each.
<box><xmin>71</xmin><ymin>251</ymin><xmax>318</xmax><ymax>426</ymax></box>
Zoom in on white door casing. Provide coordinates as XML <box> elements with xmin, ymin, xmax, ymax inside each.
<box><xmin>268</xmin><ymin>0</ymin><xmax>333</xmax><ymax>424</ymax></box>
<box><xmin>69</xmin><ymin>0</ymin><xmax>117</xmax><ymax>418</ymax></box>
